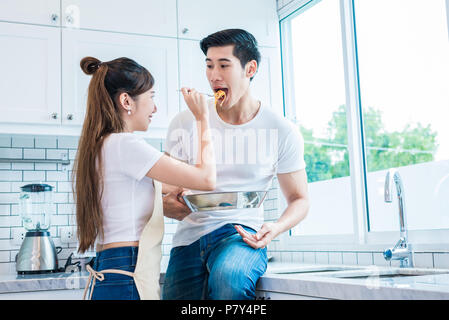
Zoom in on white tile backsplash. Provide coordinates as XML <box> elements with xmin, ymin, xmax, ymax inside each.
<box><xmin>1</xmin><ymin>133</ymin><xmax>449</xmax><ymax>273</ymax></box>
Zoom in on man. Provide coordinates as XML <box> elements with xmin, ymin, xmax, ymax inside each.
<box><xmin>162</xmin><ymin>29</ymin><xmax>310</xmax><ymax>300</ymax></box>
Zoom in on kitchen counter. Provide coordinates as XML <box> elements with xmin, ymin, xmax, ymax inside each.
<box><xmin>0</xmin><ymin>271</ymin><xmax>90</xmax><ymax>294</ymax></box>
<box><xmin>1</xmin><ymin>262</ymin><xmax>449</xmax><ymax>299</ymax></box>
<box><xmin>258</xmin><ymin>262</ymin><xmax>449</xmax><ymax>299</ymax></box>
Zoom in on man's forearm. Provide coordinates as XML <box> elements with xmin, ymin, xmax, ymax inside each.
<box><xmin>275</xmin><ymin>197</ymin><xmax>310</xmax><ymax>236</ymax></box>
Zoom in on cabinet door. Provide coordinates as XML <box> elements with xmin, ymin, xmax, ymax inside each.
<box><xmin>0</xmin><ymin>22</ymin><xmax>61</xmax><ymax>125</ymax></box>
<box><xmin>178</xmin><ymin>40</ymin><xmax>284</xmax><ymax>116</ymax></box>
<box><xmin>252</xmin><ymin>46</ymin><xmax>284</xmax><ymax>115</ymax></box>
<box><xmin>0</xmin><ymin>0</ymin><xmax>60</xmax><ymax>26</ymax></box>
<box><xmin>178</xmin><ymin>40</ymin><xmax>213</xmax><ymax>111</ymax></box>
<box><xmin>177</xmin><ymin>0</ymin><xmax>279</xmax><ymax>47</ymax></box>
<box><xmin>62</xmin><ymin>29</ymin><xmax>179</xmax><ymax>129</ymax></box>
<box><xmin>61</xmin><ymin>0</ymin><xmax>177</xmax><ymax>38</ymax></box>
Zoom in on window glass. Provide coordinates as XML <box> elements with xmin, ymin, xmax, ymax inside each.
<box><xmin>288</xmin><ymin>0</ymin><xmax>353</xmax><ymax>235</ymax></box>
<box><xmin>354</xmin><ymin>0</ymin><xmax>449</xmax><ymax>231</ymax></box>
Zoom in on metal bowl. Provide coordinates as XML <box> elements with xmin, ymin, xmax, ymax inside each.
<box><xmin>183</xmin><ymin>191</ymin><xmax>268</xmax><ymax>212</ymax></box>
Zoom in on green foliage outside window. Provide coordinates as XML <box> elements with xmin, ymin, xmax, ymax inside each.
<box><xmin>301</xmin><ymin>105</ymin><xmax>438</xmax><ymax>182</ymax></box>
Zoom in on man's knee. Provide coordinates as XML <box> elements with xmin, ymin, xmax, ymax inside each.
<box><xmin>207</xmin><ymin>264</ymin><xmax>257</xmax><ymax>300</ymax></box>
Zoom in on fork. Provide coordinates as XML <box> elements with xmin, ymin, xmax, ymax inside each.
<box><xmin>176</xmin><ymin>89</ymin><xmax>214</xmax><ymax>97</ymax></box>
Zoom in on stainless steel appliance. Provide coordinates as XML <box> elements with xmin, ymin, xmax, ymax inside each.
<box><xmin>16</xmin><ymin>183</ymin><xmax>60</xmax><ymax>274</ymax></box>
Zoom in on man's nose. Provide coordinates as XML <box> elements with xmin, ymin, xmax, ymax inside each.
<box><xmin>208</xmin><ymin>66</ymin><xmax>222</xmax><ymax>82</ymax></box>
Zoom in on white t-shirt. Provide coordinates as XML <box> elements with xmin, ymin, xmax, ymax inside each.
<box><xmin>98</xmin><ymin>133</ymin><xmax>163</xmax><ymax>245</ymax></box>
<box><xmin>166</xmin><ymin>100</ymin><xmax>306</xmax><ymax>247</ymax></box>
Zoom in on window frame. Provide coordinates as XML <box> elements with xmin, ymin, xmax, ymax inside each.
<box><xmin>278</xmin><ymin>0</ymin><xmax>449</xmax><ymax>252</ymax></box>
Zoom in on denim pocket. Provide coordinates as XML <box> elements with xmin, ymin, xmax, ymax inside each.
<box><xmin>92</xmin><ymin>279</ymin><xmax>137</xmax><ymax>300</ymax></box>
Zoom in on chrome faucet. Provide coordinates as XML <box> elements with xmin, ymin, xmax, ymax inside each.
<box><xmin>383</xmin><ymin>169</ymin><xmax>414</xmax><ymax>268</ymax></box>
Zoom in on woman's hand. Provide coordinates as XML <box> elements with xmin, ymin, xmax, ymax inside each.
<box><xmin>181</xmin><ymin>87</ymin><xmax>208</xmax><ymax>120</ymax></box>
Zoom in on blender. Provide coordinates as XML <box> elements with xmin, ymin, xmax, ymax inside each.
<box><xmin>16</xmin><ymin>183</ymin><xmax>60</xmax><ymax>274</ymax></box>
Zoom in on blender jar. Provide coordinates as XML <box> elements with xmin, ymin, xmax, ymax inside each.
<box><xmin>19</xmin><ymin>184</ymin><xmax>54</xmax><ymax>231</ymax></box>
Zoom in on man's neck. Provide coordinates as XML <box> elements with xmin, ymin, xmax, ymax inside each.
<box><xmin>216</xmin><ymin>91</ymin><xmax>260</xmax><ymax>125</ymax></box>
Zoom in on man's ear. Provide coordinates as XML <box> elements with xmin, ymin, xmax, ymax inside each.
<box><xmin>246</xmin><ymin>60</ymin><xmax>258</xmax><ymax>79</ymax></box>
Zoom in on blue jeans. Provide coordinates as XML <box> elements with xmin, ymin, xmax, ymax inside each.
<box><xmin>89</xmin><ymin>246</ymin><xmax>140</xmax><ymax>300</ymax></box>
<box><xmin>162</xmin><ymin>223</ymin><xmax>267</xmax><ymax>300</ymax></box>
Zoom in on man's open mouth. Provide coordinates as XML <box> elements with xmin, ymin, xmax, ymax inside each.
<box><xmin>214</xmin><ymin>88</ymin><xmax>228</xmax><ymax>100</ymax></box>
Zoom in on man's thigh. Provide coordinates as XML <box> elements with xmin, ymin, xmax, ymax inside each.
<box><xmin>206</xmin><ymin>231</ymin><xmax>268</xmax><ymax>300</ymax></box>
<box><xmin>162</xmin><ymin>241</ymin><xmax>207</xmax><ymax>300</ymax></box>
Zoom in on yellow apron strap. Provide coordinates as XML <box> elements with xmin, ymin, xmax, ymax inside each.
<box><xmin>83</xmin><ymin>264</ymin><xmax>135</xmax><ymax>300</ymax></box>
<box><xmin>133</xmin><ymin>179</ymin><xmax>164</xmax><ymax>300</ymax></box>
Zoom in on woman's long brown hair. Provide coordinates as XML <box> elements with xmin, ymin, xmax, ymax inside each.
<box><xmin>73</xmin><ymin>56</ymin><xmax>154</xmax><ymax>252</ymax></box>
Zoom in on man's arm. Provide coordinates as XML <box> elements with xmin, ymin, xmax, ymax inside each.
<box><xmin>161</xmin><ymin>152</ymin><xmax>193</xmax><ymax>221</ymax></box>
<box><xmin>235</xmin><ymin>169</ymin><xmax>310</xmax><ymax>249</ymax></box>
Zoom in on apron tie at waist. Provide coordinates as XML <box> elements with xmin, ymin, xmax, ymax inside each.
<box><xmin>83</xmin><ymin>264</ymin><xmax>135</xmax><ymax>300</ymax></box>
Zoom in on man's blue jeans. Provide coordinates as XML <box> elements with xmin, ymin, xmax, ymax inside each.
<box><xmin>162</xmin><ymin>223</ymin><xmax>267</xmax><ymax>300</ymax></box>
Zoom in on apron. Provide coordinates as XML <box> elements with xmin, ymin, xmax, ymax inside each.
<box><xmin>83</xmin><ymin>180</ymin><xmax>164</xmax><ymax>300</ymax></box>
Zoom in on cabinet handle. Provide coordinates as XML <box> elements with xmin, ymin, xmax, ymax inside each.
<box><xmin>51</xmin><ymin>112</ymin><xmax>58</xmax><ymax>120</ymax></box>
<box><xmin>66</xmin><ymin>14</ymin><xmax>74</xmax><ymax>25</ymax></box>
<box><xmin>51</xmin><ymin>14</ymin><xmax>59</xmax><ymax>23</ymax></box>
<box><xmin>66</xmin><ymin>114</ymin><xmax>74</xmax><ymax>121</ymax></box>
<box><xmin>182</xmin><ymin>28</ymin><xmax>189</xmax><ymax>34</ymax></box>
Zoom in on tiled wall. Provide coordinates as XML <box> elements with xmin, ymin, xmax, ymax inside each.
<box><xmin>0</xmin><ymin>134</ymin><xmax>281</xmax><ymax>274</ymax></box>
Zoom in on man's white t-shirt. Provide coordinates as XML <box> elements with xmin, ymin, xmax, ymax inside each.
<box><xmin>166</xmin><ymin>99</ymin><xmax>306</xmax><ymax>248</ymax></box>
<box><xmin>98</xmin><ymin>133</ymin><xmax>163</xmax><ymax>245</ymax></box>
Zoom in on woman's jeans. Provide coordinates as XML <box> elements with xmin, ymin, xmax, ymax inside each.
<box><xmin>162</xmin><ymin>223</ymin><xmax>267</xmax><ymax>300</ymax></box>
<box><xmin>89</xmin><ymin>246</ymin><xmax>140</xmax><ymax>300</ymax></box>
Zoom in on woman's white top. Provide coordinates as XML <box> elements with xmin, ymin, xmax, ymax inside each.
<box><xmin>98</xmin><ymin>133</ymin><xmax>163</xmax><ymax>245</ymax></box>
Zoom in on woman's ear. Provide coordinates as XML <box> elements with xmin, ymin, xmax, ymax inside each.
<box><xmin>246</xmin><ymin>60</ymin><xmax>258</xmax><ymax>79</ymax></box>
<box><xmin>118</xmin><ymin>92</ymin><xmax>132</xmax><ymax>112</ymax></box>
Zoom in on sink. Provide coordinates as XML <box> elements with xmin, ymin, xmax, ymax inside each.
<box><xmin>266</xmin><ymin>265</ymin><xmax>363</xmax><ymax>275</ymax></box>
<box><xmin>318</xmin><ymin>267</ymin><xmax>449</xmax><ymax>279</ymax></box>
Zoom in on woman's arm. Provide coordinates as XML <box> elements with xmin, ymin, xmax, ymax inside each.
<box><xmin>146</xmin><ymin>88</ymin><xmax>216</xmax><ymax>191</ymax></box>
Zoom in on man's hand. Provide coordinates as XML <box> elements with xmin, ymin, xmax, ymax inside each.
<box><xmin>234</xmin><ymin>223</ymin><xmax>282</xmax><ymax>249</ymax></box>
<box><xmin>163</xmin><ymin>187</ymin><xmax>192</xmax><ymax>221</ymax></box>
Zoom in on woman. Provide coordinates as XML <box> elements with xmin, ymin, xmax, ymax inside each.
<box><xmin>73</xmin><ymin>56</ymin><xmax>215</xmax><ymax>300</ymax></box>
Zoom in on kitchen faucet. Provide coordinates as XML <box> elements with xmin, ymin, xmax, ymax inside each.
<box><xmin>383</xmin><ymin>169</ymin><xmax>414</xmax><ymax>268</ymax></box>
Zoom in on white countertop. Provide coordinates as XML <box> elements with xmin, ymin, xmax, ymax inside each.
<box><xmin>259</xmin><ymin>262</ymin><xmax>449</xmax><ymax>299</ymax></box>
<box><xmin>2</xmin><ymin>262</ymin><xmax>449</xmax><ymax>299</ymax></box>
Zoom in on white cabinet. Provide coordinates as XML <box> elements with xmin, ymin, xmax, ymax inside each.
<box><xmin>178</xmin><ymin>40</ymin><xmax>213</xmax><ymax>111</ymax></box>
<box><xmin>178</xmin><ymin>40</ymin><xmax>284</xmax><ymax>115</ymax></box>
<box><xmin>61</xmin><ymin>0</ymin><xmax>177</xmax><ymax>38</ymax></box>
<box><xmin>62</xmin><ymin>29</ymin><xmax>179</xmax><ymax>130</ymax></box>
<box><xmin>0</xmin><ymin>22</ymin><xmax>61</xmax><ymax>124</ymax></box>
<box><xmin>251</xmin><ymin>46</ymin><xmax>284</xmax><ymax>115</ymax></box>
<box><xmin>177</xmin><ymin>0</ymin><xmax>280</xmax><ymax>47</ymax></box>
<box><xmin>255</xmin><ymin>290</ymin><xmax>328</xmax><ymax>300</ymax></box>
<box><xmin>0</xmin><ymin>0</ymin><xmax>61</xmax><ymax>26</ymax></box>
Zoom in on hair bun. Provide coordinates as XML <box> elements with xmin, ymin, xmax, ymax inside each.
<box><xmin>80</xmin><ymin>56</ymin><xmax>103</xmax><ymax>75</ymax></box>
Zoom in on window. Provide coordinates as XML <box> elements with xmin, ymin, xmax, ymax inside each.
<box><xmin>280</xmin><ymin>0</ymin><xmax>449</xmax><ymax>246</ymax></box>
<box><xmin>282</xmin><ymin>0</ymin><xmax>354</xmax><ymax>236</ymax></box>
<box><xmin>354</xmin><ymin>0</ymin><xmax>449</xmax><ymax>232</ymax></box>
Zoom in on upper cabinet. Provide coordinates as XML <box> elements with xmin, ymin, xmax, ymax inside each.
<box><xmin>0</xmin><ymin>22</ymin><xmax>61</xmax><ymax>124</ymax></box>
<box><xmin>0</xmin><ymin>0</ymin><xmax>61</xmax><ymax>26</ymax></box>
<box><xmin>61</xmin><ymin>0</ymin><xmax>177</xmax><ymax>38</ymax></box>
<box><xmin>62</xmin><ymin>29</ymin><xmax>179</xmax><ymax>130</ymax></box>
<box><xmin>177</xmin><ymin>0</ymin><xmax>280</xmax><ymax>47</ymax></box>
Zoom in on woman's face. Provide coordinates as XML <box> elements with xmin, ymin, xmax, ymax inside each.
<box><xmin>128</xmin><ymin>89</ymin><xmax>157</xmax><ymax>132</ymax></box>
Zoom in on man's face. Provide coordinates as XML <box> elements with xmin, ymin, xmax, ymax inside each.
<box><xmin>205</xmin><ymin>45</ymin><xmax>254</xmax><ymax>109</ymax></box>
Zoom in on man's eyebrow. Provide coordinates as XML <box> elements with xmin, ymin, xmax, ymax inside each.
<box><xmin>205</xmin><ymin>58</ymin><xmax>232</xmax><ymax>62</ymax></box>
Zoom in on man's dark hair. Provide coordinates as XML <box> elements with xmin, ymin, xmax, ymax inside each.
<box><xmin>200</xmin><ymin>29</ymin><xmax>261</xmax><ymax>81</ymax></box>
